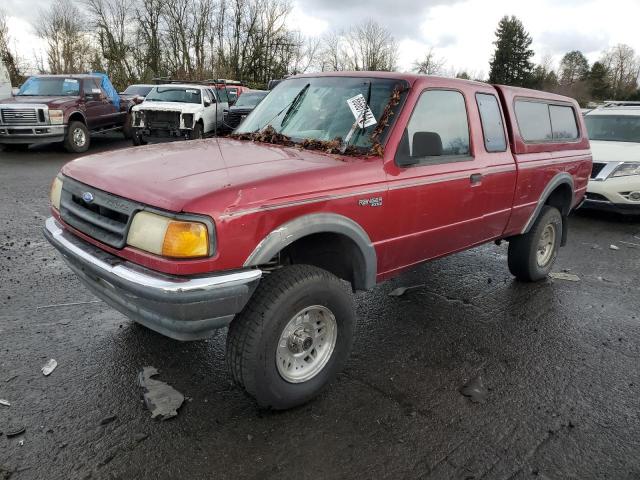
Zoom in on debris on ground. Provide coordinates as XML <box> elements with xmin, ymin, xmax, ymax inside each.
<box><xmin>99</xmin><ymin>415</ymin><xmax>117</xmax><ymax>426</ymax></box>
<box><xmin>549</xmin><ymin>272</ymin><xmax>580</xmax><ymax>282</ymax></box>
<box><xmin>138</xmin><ymin>367</ymin><xmax>184</xmax><ymax>421</ymax></box>
<box><xmin>41</xmin><ymin>359</ymin><xmax>57</xmax><ymax>376</ymax></box>
<box><xmin>0</xmin><ymin>399</ymin><xmax>9</xmax><ymax>407</ymax></box>
<box><xmin>609</xmin><ymin>244</ymin><xmax>620</xmax><ymax>251</ymax></box>
<box><xmin>6</xmin><ymin>426</ymin><xmax>25</xmax><ymax>437</ymax></box>
<box><xmin>619</xmin><ymin>241</ymin><xmax>640</xmax><ymax>248</ymax></box>
<box><xmin>388</xmin><ymin>284</ymin><xmax>425</xmax><ymax>297</ymax></box>
<box><xmin>459</xmin><ymin>375</ymin><xmax>489</xmax><ymax>404</ymax></box>
<box><xmin>133</xmin><ymin>433</ymin><xmax>148</xmax><ymax>443</ymax></box>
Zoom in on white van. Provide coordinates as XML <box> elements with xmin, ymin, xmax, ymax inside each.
<box><xmin>0</xmin><ymin>62</ymin><xmax>11</xmax><ymax>100</ymax></box>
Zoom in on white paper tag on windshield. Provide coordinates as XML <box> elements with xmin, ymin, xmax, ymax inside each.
<box><xmin>347</xmin><ymin>94</ymin><xmax>377</xmax><ymax>128</ymax></box>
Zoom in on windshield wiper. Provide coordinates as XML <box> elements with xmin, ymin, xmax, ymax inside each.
<box><xmin>254</xmin><ymin>83</ymin><xmax>310</xmax><ymax>133</ymax></box>
<box><xmin>341</xmin><ymin>81</ymin><xmax>372</xmax><ymax>153</ymax></box>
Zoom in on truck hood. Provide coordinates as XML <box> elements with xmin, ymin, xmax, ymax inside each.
<box><xmin>0</xmin><ymin>96</ymin><xmax>79</xmax><ymax>107</ymax></box>
<box><xmin>61</xmin><ymin>138</ymin><xmax>357</xmax><ymax>213</ymax></box>
<box><xmin>133</xmin><ymin>102</ymin><xmax>202</xmax><ymax>113</ymax></box>
<box><xmin>590</xmin><ymin>140</ymin><xmax>640</xmax><ymax>163</ymax></box>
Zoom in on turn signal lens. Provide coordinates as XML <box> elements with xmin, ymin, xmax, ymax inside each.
<box><xmin>126</xmin><ymin>211</ymin><xmax>210</xmax><ymax>258</ymax></box>
<box><xmin>50</xmin><ymin>176</ymin><xmax>63</xmax><ymax>210</ymax></box>
<box><xmin>162</xmin><ymin>221</ymin><xmax>209</xmax><ymax>258</ymax></box>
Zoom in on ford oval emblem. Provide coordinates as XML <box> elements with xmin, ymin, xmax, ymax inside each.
<box><xmin>81</xmin><ymin>191</ymin><xmax>94</xmax><ymax>203</ymax></box>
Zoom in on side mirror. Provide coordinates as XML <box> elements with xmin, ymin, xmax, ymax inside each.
<box><xmin>204</xmin><ymin>99</ymin><xmax>211</xmax><ymax>107</ymax></box>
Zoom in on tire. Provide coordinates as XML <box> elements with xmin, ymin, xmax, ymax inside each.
<box><xmin>64</xmin><ymin>121</ymin><xmax>90</xmax><ymax>153</ymax></box>
<box><xmin>508</xmin><ymin>205</ymin><xmax>563</xmax><ymax>282</ymax></box>
<box><xmin>226</xmin><ymin>265</ymin><xmax>355</xmax><ymax>410</ymax></box>
<box><xmin>132</xmin><ymin>131</ymin><xmax>147</xmax><ymax>146</ymax></box>
<box><xmin>191</xmin><ymin>122</ymin><xmax>204</xmax><ymax>140</ymax></box>
<box><xmin>122</xmin><ymin>112</ymin><xmax>133</xmax><ymax>139</ymax></box>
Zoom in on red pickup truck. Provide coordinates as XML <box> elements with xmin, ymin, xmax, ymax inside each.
<box><xmin>44</xmin><ymin>72</ymin><xmax>591</xmax><ymax>409</ymax></box>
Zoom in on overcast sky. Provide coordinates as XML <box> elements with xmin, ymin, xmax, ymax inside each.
<box><xmin>4</xmin><ymin>0</ymin><xmax>640</xmax><ymax>76</ymax></box>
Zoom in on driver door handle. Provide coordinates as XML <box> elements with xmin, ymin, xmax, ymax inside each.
<box><xmin>470</xmin><ymin>173</ymin><xmax>483</xmax><ymax>185</ymax></box>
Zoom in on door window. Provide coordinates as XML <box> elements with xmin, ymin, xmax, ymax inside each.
<box><xmin>396</xmin><ymin>89</ymin><xmax>471</xmax><ymax>166</ymax></box>
<box><xmin>476</xmin><ymin>93</ymin><xmax>507</xmax><ymax>152</ymax></box>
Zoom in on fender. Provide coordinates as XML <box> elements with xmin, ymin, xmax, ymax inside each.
<box><xmin>244</xmin><ymin>213</ymin><xmax>377</xmax><ymax>290</ymax></box>
<box><xmin>522</xmin><ymin>172</ymin><xmax>574</xmax><ymax>234</ymax></box>
<box><xmin>65</xmin><ymin>110</ymin><xmax>87</xmax><ymax>125</ymax></box>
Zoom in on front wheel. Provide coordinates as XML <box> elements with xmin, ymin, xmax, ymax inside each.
<box><xmin>64</xmin><ymin>121</ymin><xmax>90</xmax><ymax>153</ymax></box>
<box><xmin>226</xmin><ymin>265</ymin><xmax>355</xmax><ymax>410</ymax></box>
<box><xmin>191</xmin><ymin>123</ymin><xmax>204</xmax><ymax>140</ymax></box>
<box><xmin>132</xmin><ymin>131</ymin><xmax>147</xmax><ymax>146</ymax></box>
<box><xmin>508</xmin><ymin>205</ymin><xmax>562</xmax><ymax>281</ymax></box>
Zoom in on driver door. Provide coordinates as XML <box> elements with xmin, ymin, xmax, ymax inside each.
<box><xmin>202</xmin><ymin>89</ymin><xmax>217</xmax><ymax>133</ymax></box>
<box><xmin>82</xmin><ymin>78</ymin><xmax>112</xmax><ymax>129</ymax></box>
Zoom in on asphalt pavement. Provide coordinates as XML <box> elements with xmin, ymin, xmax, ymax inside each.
<box><xmin>1</xmin><ymin>137</ymin><xmax>639</xmax><ymax>480</ymax></box>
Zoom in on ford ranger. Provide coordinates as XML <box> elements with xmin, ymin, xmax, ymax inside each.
<box><xmin>44</xmin><ymin>72</ymin><xmax>591</xmax><ymax>409</ymax></box>
<box><xmin>0</xmin><ymin>74</ymin><xmax>133</xmax><ymax>152</ymax></box>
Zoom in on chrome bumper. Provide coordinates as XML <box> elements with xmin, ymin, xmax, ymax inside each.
<box><xmin>43</xmin><ymin>217</ymin><xmax>262</xmax><ymax>340</ymax></box>
<box><xmin>0</xmin><ymin>125</ymin><xmax>65</xmax><ymax>144</ymax></box>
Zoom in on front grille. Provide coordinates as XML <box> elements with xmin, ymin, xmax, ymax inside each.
<box><xmin>59</xmin><ymin>177</ymin><xmax>141</xmax><ymax>249</ymax></box>
<box><xmin>1</xmin><ymin>108</ymin><xmax>38</xmax><ymax>125</ymax></box>
<box><xmin>591</xmin><ymin>162</ymin><xmax>606</xmax><ymax>178</ymax></box>
<box><xmin>142</xmin><ymin>110</ymin><xmax>181</xmax><ymax>129</ymax></box>
<box><xmin>225</xmin><ymin>108</ymin><xmax>252</xmax><ymax>130</ymax></box>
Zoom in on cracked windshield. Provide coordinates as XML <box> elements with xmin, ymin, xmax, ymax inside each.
<box><xmin>236</xmin><ymin>77</ymin><xmax>404</xmax><ymax>149</ymax></box>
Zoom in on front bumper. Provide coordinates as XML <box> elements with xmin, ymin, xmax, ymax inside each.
<box><xmin>585</xmin><ymin>176</ymin><xmax>640</xmax><ymax>215</ymax></box>
<box><xmin>43</xmin><ymin>217</ymin><xmax>262</xmax><ymax>340</ymax></box>
<box><xmin>0</xmin><ymin>124</ymin><xmax>66</xmax><ymax>144</ymax></box>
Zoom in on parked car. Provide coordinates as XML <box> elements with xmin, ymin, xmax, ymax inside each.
<box><xmin>0</xmin><ymin>62</ymin><xmax>11</xmax><ymax>100</ymax></box>
<box><xmin>210</xmin><ymin>80</ymin><xmax>248</xmax><ymax>105</ymax></box>
<box><xmin>583</xmin><ymin>101</ymin><xmax>640</xmax><ymax>214</ymax></box>
<box><xmin>130</xmin><ymin>83</ymin><xmax>228</xmax><ymax>145</ymax></box>
<box><xmin>223</xmin><ymin>89</ymin><xmax>268</xmax><ymax>131</ymax></box>
<box><xmin>120</xmin><ymin>84</ymin><xmax>154</xmax><ymax>105</ymax></box>
<box><xmin>44</xmin><ymin>72</ymin><xmax>591</xmax><ymax>409</ymax></box>
<box><xmin>0</xmin><ymin>73</ymin><xmax>133</xmax><ymax>152</ymax></box>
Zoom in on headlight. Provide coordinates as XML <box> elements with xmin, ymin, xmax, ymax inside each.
<box><xmin>49</xmin><ymin>109</ymin><xmax>64</xmax><ymax>125</ymax></box>
<box><xmin>611</xmin><ymin>162</ymin><xmax>640</xmax><ymax>178</ymax></box>
<box><xmin>50</xmin><ymin>176</ymin><xmax>63</xmax><ymax>210</ymax></box>
<box><xmin>127</xmin><ymin>211</ymin><xmax>211</xmax><ymax>258</ymax></box>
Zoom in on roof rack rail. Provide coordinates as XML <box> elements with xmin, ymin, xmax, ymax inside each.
<box><xmin>151</xmin><ymin>77</ymin><xmax>210</xmax><ymax>85</ymax></box>
<box><xmin>601</xmin><ymin>100</ymin><xmax>640</xmax><ymax>107</ymax></box>
<box><xmin>203</xmin><ymin>78</ymin><xmax>245</xmax><ymax>86</ymax></box>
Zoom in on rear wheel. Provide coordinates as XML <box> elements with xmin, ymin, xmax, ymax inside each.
<box><xmin>508</xmin><ymin>205</ymin><xmax>562</xmax><ymax>281</ymax></box>
<box><xmin>122</xmin><ymin>112</ymin><xmax>133</xmax><ymax>139</ymax></box>
<box><xmin>226</xmin><ymin>265</ymin><xmax>355</xmax><ymax>410</ymax></box>
<box><xmin>64</xmin><ymin>121</ymin><xmax>90</xmax><ymax>153</ymax></box>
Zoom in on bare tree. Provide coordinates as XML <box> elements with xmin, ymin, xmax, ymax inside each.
<box><xmin>0</xmin><ymin>9</ymin><xmax>24</xmax><ymax>84</ymax></box>
<box><xmin>318</xmin><ymin>30</ymin><xmax>348</xmax><ymax>72</ymax></box>
<box><xmin>136</xmin><ymin>0</ymin><xmax>165</xmax><ymax>80</ymax></box>
<box><xmin>85</xmin><ymin>0</ymin><xmax>136</xmax><ymax>89</ymax></box>
<box><xmin>412</xmin><ymin>48</ymin><xmax>446</xmax><ymax>75</ymax></box>
<box><xmin>35</xmin><ymin>0</ymin><xmax>92</xmax><ymax>74</ymax></box>
<box><xmin>601</xmin><ymin>44</ymin><xmax>640</xmax><ymax>99</ymax></box>
<box><xmin>346</xmin><ymin>19</ymin><xmax>397</xmax><ymax>71</ymax></box>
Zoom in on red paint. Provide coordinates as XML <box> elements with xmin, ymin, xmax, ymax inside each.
<box><xmin>56</xmin><ymin>73</ymin><xmax>591</xmax><ymax>281</ymax></box>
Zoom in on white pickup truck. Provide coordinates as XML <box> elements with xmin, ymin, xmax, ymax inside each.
<box><xmin>130</xmin><ymin>83</ymin><xmax>228</xmax><ymax>145</ymax></box>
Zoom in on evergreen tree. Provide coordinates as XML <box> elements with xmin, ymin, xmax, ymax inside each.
<box><xmin>488</xmin><ymin>16</ymin><xmax>534</xmax><ymax>87</ymax></box>
<box><xmin>559</xmin><ymin>50</ymin><xmax>589</xmax><ymax>86</ymax></box>
<box><xmin>589</xmin><ymin>61</ymin><xmax>611</xmax><ymax>100</ymax></box>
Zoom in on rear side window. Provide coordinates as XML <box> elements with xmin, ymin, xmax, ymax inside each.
<box><xmin>476</xmin><ymin>93</ymin><xmax>507</xmax><ymax>152</ymax></box>
<box><xmin>515</xmin><ymin>100</ymin><xmax>579</xmax><ymax>143</ymax></box>
<box><xmin>549</xmin><ymin>105</ymin><xmax>578</xmax><ymax>140</ymax></box>
<box><xmin>396</xmin><ymin>89</ymin><xmax>470</xmax><ymax>165</ymax></box>
<box><xmin>515</xmin><ymin>101</ymin><xmax>552</xmax><ymax>142</ymax></box>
